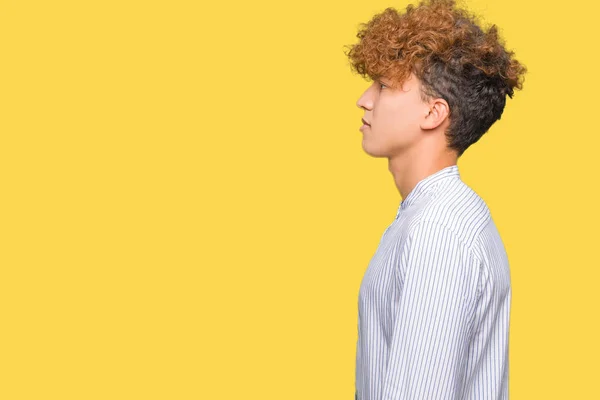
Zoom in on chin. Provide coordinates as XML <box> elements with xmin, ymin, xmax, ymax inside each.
<box><xmin>361</xmin><ymin>140</ymin><xmax>389</xmax><ymax>158</ymax></box>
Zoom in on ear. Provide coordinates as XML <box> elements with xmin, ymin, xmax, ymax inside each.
<box><xmin>420</xmin><ymin>98</ymin><xmax>450</xmax><ymax>130</ymax></box>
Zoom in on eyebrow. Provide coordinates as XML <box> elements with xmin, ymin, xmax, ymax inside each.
<box><xmin>379</xmin><ymin>79</ymin><xmax>396</xmax><ymax>90</ymax></box>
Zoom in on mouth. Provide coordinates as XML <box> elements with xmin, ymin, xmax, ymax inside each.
<box><xmin>361</xmin><ymin>118</ymin><xmax>371</xmax><ymax>126</ymax></box>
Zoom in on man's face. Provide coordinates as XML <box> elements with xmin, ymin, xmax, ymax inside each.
<box><xmin>356</xmin><ymin>72</ymin><xmax>430</xmax><ymax>158</ymax></box>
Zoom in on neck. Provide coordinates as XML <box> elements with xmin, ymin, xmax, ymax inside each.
<box><xmin>388</xmin><ymin>148</ymin><xmax>458</xmax><ymax>200</ymax></box>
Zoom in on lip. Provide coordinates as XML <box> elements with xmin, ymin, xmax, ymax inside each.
<box><xmin>361</xmin><ymin>118</ymin><xmax>371</xmax><ymax>126</ymax></box>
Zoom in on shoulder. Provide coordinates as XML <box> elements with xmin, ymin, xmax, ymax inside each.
<box><xmin>412</xmin><ymin>179</ymin><xmax>491</xmax><ymax>251</ymax></box>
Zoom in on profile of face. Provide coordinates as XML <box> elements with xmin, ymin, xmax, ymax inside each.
<box><xmin>356</xmin><ymin>72</ymin><xmax>444</xmax><ymax>158</ymax></box>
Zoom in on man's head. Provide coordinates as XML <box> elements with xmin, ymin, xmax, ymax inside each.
<box><xmin>345</xmin><ymin>0</ymin><xmax>527</xmax><ymax>159</ymax></box>
<box><xmin>356</xmin><ymin>71</ymin><xmax>453</xmax><ymax>160</ymax></box>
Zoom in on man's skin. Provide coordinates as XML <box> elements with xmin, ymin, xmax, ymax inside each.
<box><xmin>356</xmin><ymin>72</ymin><xmax>459</xmax><ymax>200</ymax></box>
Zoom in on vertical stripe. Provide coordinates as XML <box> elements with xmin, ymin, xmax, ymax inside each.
<box><xmin>356</xmin><ymin>165</ymin><xmax>511</xmax><ymax>400</ymax></box>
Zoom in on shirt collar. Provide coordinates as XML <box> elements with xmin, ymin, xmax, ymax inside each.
<box><xmin>396</xmin><ymin>164</ymin><xmax>461</xmax><ymax>216</ymax></box>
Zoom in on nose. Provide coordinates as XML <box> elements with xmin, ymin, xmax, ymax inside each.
<box><xmin>356</xmin><ymin>86</ymin><xmax>374</xmax><ymax>110</ymax></box>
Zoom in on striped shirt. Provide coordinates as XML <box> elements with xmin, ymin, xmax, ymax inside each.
<box><xmin>355</xmin><ymin>164</ymin><xmax>511</xmax><ymax>400</ymax></box>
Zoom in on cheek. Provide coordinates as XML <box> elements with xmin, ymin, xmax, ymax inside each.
<box><xmin>374</xmin><ymin>112</ymin><xmax>408</xmax><ymax>134</ymax></box>
<box><xmin>384</xmin><ymin>104</ymin><xmax>421</xmax><ymax>130</ymax></box>
<box><xmin>373</xmin><ymin>108</ymin><xmax>398</xmax><ymax>129</ymax></box>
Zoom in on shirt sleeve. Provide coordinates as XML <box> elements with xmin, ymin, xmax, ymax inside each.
<box><xmin>381</xmin><ymin>220</ymin><xmax>480</xmax><ymax>400</ymax></box>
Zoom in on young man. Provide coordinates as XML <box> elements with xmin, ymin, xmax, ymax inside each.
<box><xmin>344</xmin><ymin>0</ymin><xmax>526</xmax><ymax>399</ymax></box>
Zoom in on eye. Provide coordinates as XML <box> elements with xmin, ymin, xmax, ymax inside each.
<box><xmin>379</xmin><ymin>82</ymin><xmax>387</xmax><ymax>90</ymax></box>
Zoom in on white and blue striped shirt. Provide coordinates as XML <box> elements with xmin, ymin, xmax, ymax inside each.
<box><xmin>355</xmin><ymin>164</ymin><xmax>511</xmax><ymax>400</ymax></box>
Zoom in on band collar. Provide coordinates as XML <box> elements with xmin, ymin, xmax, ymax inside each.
<box><xmin>395</xmin><ymin>165</ymin><xmax>461</xmax><ymax>218</ymax></box>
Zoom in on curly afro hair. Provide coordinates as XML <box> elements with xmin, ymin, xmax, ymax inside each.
<box><xmin>344</xmin><ymin>0</ymin><xmax>527</xmax><ymax>157</ymax></box>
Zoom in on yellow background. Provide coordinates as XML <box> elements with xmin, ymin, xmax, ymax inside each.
<box><xmin>1</xmin><ymin>0</ymin><xmax>598</xmax><ymax>398</ymax></box>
